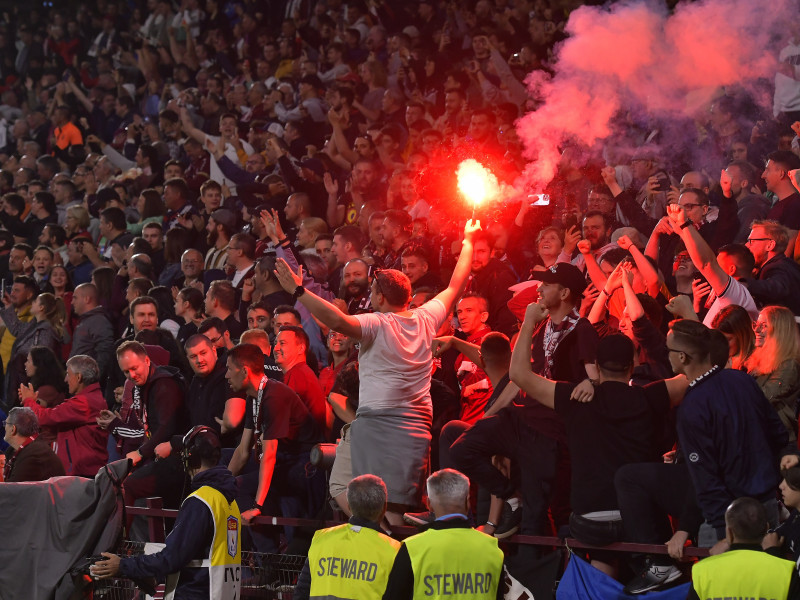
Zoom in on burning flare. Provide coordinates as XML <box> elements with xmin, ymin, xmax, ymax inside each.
<box><xmin>457</xmin><ymin>159</ymin><xmax>499</xmax><ymax>213</ymax></box>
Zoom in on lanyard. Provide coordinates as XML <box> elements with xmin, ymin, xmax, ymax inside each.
<box><xmin>253</xmin><ymin>375</ymin><xmax>268</xmax><ymax>435</ymax></box>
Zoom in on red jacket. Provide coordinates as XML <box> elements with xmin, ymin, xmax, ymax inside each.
<box><xmin>23</xmin><ymin>382</ymin><xmax>109</xmax><ymax>478</ymax></box>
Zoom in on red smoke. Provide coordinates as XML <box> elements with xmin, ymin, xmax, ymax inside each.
<box><xmin>516</xmin><ymin>0</ymin><xmax>794</xmax><ymax>192</ymax></box>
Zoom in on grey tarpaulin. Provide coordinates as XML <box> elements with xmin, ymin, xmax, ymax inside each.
<box><xmin>0</xmin><ymin>459</ymin><xmax>129</xmax><ymax>600</ymax></box>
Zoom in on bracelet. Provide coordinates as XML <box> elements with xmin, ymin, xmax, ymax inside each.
<box><xmin>679</xmin><ymin>219</ymin><xmax>693</xmax><ymax>230</ymax></box>
<box><xmin>485</xmin><ymin>521</ymin><xmax>497</xmax><ymax>528</ymax></box>
<box><xmin>276</xmin><ymin>237</ymin><xmax>289</xmax><ymax>245</ymax></box>
<box><xmin>292</xmin><ymin>285</ymin><xmax>306</xmax><ymax>300</ymax></box>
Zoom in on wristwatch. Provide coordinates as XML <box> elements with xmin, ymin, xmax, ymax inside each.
<box><xmin>292</xmin><ymin>285</ymin><xmax>306</xmax><ymax>300</ymax></box>
<box><xmin>679</xmin><ymin>218</ymin><xmax>693</xmax><ymax>230</ymax></box>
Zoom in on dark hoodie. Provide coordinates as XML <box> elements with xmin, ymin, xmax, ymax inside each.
<box><xmin>119</xmin><ymin>465</ymin><xmax>239</xmax><ymax>599</ymax></box>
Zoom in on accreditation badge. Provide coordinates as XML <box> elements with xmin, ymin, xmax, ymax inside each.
<box><xmin>227</xmin><ymin>516</ymin><xmax>238</xmax><ymax>557</ymax></box>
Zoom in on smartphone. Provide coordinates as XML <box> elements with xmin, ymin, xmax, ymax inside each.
<box><xmin>692</xmin><ymin>272</ymin><xmax>708</xmax><ymax>286</ymax></box>
<box><xmin>528</xmin><ymin>193</ymin><xmax>550</xmax><ymax>207</ymax></box>
<box><xmin>564</xmin><ymin>213</ymin><xmax>579</xmax><ymax>231</ymax></box>
<box><xmin>654</xmin><ymin>173</ymin><xmax>671</xmax><ymax>192</ymax></box>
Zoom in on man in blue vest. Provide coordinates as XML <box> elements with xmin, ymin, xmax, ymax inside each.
<box><xmin>688</xmin><ymin>497</ymin><xmax>798</xmax><ymax>600</ymax></box>
<box><xmin>382</xmin><ymin>469</ymin><xmax>504</xmax><ymax>600</ymax></box>
<box><xmin>91</xmin><ymin>427</ymin><xmax>242</xmax><ymax>600</ymax></box>
<box><xmin>294</xmin><ymin>474</ymin><xmax>401</xmax><ymax>600</ymax></box>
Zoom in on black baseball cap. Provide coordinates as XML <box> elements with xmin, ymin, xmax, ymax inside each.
<box><xmin>596</xmin><ymin>334</ymin><xmax>634</xmax><ymax>373</ymax></box>
<box><xmin>537</xmin><ymin>262</ymin><xmax>587</xmax><ymax>297</ymax></box>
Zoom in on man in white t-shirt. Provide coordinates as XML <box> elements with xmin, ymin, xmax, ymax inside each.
<box><xmin>275</xmin><ymin>220</ymin><xmax>481</xmax><ymax>524</ymax></box>
<box><xmin>665</xmin><ymin>202</ymin><xmax>758</xmax><ymax>326</ymax></box>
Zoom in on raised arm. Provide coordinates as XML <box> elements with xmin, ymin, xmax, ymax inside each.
<box><xmin>509</xmin><ymin>302</ymin><xmax>556</xmax><ymax>408</ymax></box>
<box><xmin>433</xmin><ymin>220</ymin><xmax>480</xmax><ymax>314</ymax></box>
<box><xmin>179</xmin><ymin>106</ymin><xmax>207</xmax><ymax>145</ymax></box>
<box><xmin>667</xmin><ymin>204</ymin><xmax>729</xmax><ymax>295</ymax></box>
<box><xmin>432</xmin><ymin>335</ymin><xmax>482</xmax><ymax>366</ymax></box>
<box><xmin>274</xmin><ymin>259</ymin><xmax>363</xmax><ymax>339</ymax></box>
<box><xmin>617</xmin><ymin>235</ymin><xmax>659</xmax><ymax>296</ymax></box>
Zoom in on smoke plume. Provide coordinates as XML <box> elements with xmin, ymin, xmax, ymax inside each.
<box><xmin>516</xmin><ymin>0</ymin><xmax>795</xmax><ymax>191</ymax></box>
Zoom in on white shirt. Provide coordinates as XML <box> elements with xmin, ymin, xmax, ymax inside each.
<box><xmin>702</xmin><ymin>276</ymin><xmax>759</xmax><ymax>327</ymax></box>
<box><xmin>354</xmin><ymin>298</ymin><xmax>448</xmax><ymax>413</ymax></box>
<box><xmin>231</xmin><ymin>263</ymin><xmax>254</xmax><ymax>288</ymax></box>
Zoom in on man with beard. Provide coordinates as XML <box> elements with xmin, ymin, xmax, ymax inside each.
<box><xmin>224</xmin><ymin>343</ymin><xmax>324</xmax><ymax>549</ymax></box>
<box><xmin>465</xmin><ymin>232</ymin><xmax>517</xmax><ymax>336</ymax></box>
<box><xmin>572</xmin><ymin>210</ymin><xmax>616</xmax><ymax>273</ymax></box>
<box><xmin>380</xmin><ymin>209</ymin><xmax>413</xmax><ymax>270</ymax></box>
<box><xmin>205</xmin><ymin>208</ymin><xmax>234</xmax><ymax>271</ymax></box>
<box><xmin>338</xmin><ymin>258</ymin><xmax>372</xmax><ymax>314</ymax></box>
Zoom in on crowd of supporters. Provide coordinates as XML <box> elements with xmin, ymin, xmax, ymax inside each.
<box><xmin>3</xmin><ymin>0</ymin><xmax>800</xmax><ymax>596</ymax></box>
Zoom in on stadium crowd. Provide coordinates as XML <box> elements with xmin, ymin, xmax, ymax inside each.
<box><xmin>3</xmin><ymin>0</ymin><xmax>800</xmax><ymax>596</ymax></box>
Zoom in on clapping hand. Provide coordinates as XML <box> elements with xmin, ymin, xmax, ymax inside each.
<box><xmin>274</xmin><ymin>258</ymin><xmax>304</xmax><ymax>293</ymax></box>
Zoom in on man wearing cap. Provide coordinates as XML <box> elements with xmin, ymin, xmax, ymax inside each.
<box><xmin>509</xmin><ymin>327</ymin><xmax>687</xmax><ymax>576</ymax></box>
<box><xmin>275</xmin><ymin>75</ymin><xmax>327</xmax><ymax>123</ymax></box>
<box><xmin>92</xmin><ymin>427</ymin><xmax>242</xmax><ymax>600</ymax></box>
<box><xmin>449</xmin><ymin>262</ymin><xmax>598</xmax><ymax>546</ymax></box>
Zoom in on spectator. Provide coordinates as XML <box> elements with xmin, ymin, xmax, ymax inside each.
<box><xmin>510</xmin><ymin>328</ymin><xmax>686</xmax><ymax>577</ymax></box>
<box><xmin>711</xmin><ymin>305</ymin><xmax>756</xmax><ymax>371</ymax></box>
<box><xmin>273</xmin><ymin>220</ymin><xmax>478</xmax><ymax>525</ymax></box>
<box><xmin>198</xmin><ymin>317</ymin><xmax>236</xmax><ymax>352</ymax></box>
<box><xmin>3</xmin><ymin>407</ymin><xmax>65</xmax><ymax>482</ymax></box>
<box><xmin>223</xmin><ymin>343</ymin><xmax>323</xmax><ymax>549</ymax></box>
<box><xmin>763</xmin><ymin>150</ymin><xmax>800</xmax><ymax>229</ymax></box>
<box><xmin>174</xmin><ymin>287</ymin><xmax>206</xmax><ymax>347</ymax></box>
<box><xmin>465</xmin><ymin>231</ymin><xmax>518</xmax><ymax>335</ymax></box>
<box><xmin>225</xmin><ymin>233</ymin><xmax>256</xmax><ymax>291</ymax></box>
<box><xmin>453</xmin><ymin>294</ymin><xmax>494</xmax><ymax>425</ymax></box>
<box><xmin>70</xmin><ymin>283</ymin><xmax>115</xmax><ymax>380</ymax></box>
<box><xmin>339</xmin><ymin>258</ymin><xmax>372</xmax><ymax>315</ymax></box>
<box><xmin>745</xmin><ymin>306</ymin><xmax>800</xmax><ymax>444</ymax></box>
<box><xmin>21</xmin><ymin>355</ymin><xmax>108</xmax><ymax>477</ymax></box>
<box><xmin>102</xmin><ymin>341</ymin><xmax>187</xmax><ymax>540</ymax></box>
<box><xmin>743</xmin><ymin>220</ymin><xmax>800</xmax><ymax>314</ymax></box>
<box><xmin>204</xmin><ymin>280</ymin><xmax>245</xmax><ymax>342</ymax></box>
<box><xmin>319</xmin><ymin>331</ymin><xmax>356</xmax><ymax>398</ymax></box>
<box><xmin>274</xmin><ymin>325</ymin><xmax>328</xmax><ymax>435</ymax></box>
<box><xmin>1</xmin><ymin>290</ymin><xmax>64</xmax><ymax>406</ymax></box>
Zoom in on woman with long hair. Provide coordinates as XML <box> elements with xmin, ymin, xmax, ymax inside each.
<box><xmin>22</xmin><ymin>346</ymin><xmax>67</xmax><ymax>407</ymax></box>
<box><xmin>745</xmin><ymin>306</ymin><xmax>800</xmax><ymax>444</ymax></box>
<box><xmin>128</xmin><ymin>189</ymin><xmax>166</xmax><ymax>235</ymax></box>
<box><xmin>711</xmin><ymin>305</ymin><xmax>755</xmax><ymax>370</ymax></box>
<box><xmin>1</xmin><ymin>292</ymin><xmax>67</xmax><ymax>405</ymax></box>
<box><xmin>158</xmin><ymin>227</ymin><xmax>189</xmax><ymax>288</ymax></box>
<box><xmin>18</xmin><ymin>345</ymin><xmax>68</xmax><ymax>443</ymax></box>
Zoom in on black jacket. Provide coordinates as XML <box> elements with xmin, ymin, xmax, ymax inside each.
<box><xmin>745</xmin><ymin>254</ymin><xmax>800</xmax><ymax>315</ymax></box>
<box><xmin>467</xmin><ymin>258</ymin><xmax>519</xmax><ymax>336</ymax></box>
<box><xmin>4</xmin><ymin>436</ymin><xmax>65</xmax><ymax>482</ymax></box>
<box><xmin>119</xmin><ymin>466</ymin><xmax>239</xmax><ymax>599</ymax></box>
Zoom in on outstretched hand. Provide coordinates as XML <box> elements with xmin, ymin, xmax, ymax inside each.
<box><xmin>464</xmin><ymin>219</ymin><xmax>481</xmax><ymax>242</ymax></box>
<box><xmin>274</xmin><ymin>258</ymin><xmax>304</xmax><ymax>293</ymax></box>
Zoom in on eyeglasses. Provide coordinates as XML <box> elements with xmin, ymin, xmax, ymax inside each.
<box><xmin>666</xmin><ymin>347</ymin><xmax>692</xmax><ymax>360</ymax></box>
<box><xmin>227</xmin><ymin>246</ymin><xmax>241</xmax><ymax>252</ymax></box>
<box><xmin>746</xmin><ymin>238</ymin><xmax>771</xmax><ymax>244</ymax></box>
<box><xmin>678</xmin><ymin>203</ymin><xmax>703</xmax><ymax>210</ymax></box>
<box><xmin>205</xmin><ymin>333</ymin><xmax>223</xmax><ymax>345</ymax></box>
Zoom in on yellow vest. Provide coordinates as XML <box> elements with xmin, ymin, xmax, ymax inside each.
<box><xmin>186</xmin><ymin>485</ymin><xmax>242</xmax><ymax>600</ymax></box>
<box><xmin>405</xmin><ymin>526</ymin><xmax>504</xmax><ymax>600</ymax></box>
<box><xmin>0</xmin><ymin>305</ymin><xmax>31</xmax><ymax>369</ymax></box>
<box><xmin>308</xmin><ymin>522</ymin><xmax>401</xmax><ymax>600</ymax></box>
<box><xmin>692</xmin><ymin>548</ymin><xmax>793</xmax><ymax>600</ymax></box>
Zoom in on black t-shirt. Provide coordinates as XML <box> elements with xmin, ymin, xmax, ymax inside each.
<box><xmin>243</xmin><ymin>379</ymin><xmax>321</xmax><ymax>452</ymax></box>
<box><xmin>553</xmin><ymin>379</ymin><xmax>670</xmax><ymax>514</ymax></box>
<box><xmin>531</xmin><ymin>317</ymin><xmax>598</xmax><ymax>383</ymax></box>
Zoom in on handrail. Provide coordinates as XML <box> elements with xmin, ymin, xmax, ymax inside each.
<box><xmin>126</xmin><ymin>502</ymin><xmax>709</xmax><ymax>558</ymax></box>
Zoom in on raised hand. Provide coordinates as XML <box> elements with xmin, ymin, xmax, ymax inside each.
<box><xmin>274</xmin><ymin>258</ymin><xmax>304</xmax><ymax>293</ymax></box>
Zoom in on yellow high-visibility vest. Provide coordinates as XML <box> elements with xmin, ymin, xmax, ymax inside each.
<box><xmin>692</xmin><ymin>549</ymin><xmax>793</xmax><ymax>600</ymax></box>
<box><xmin>186</xmin><ymin>485</ymin><xmax>242</xmax><ymax>600</ymax></box>
<box><xmin>308</xmin><ymin>522</ymin><xmax>401</xmax><ymax>600</ymax></box>
<box><xmin>405</xmin><ymin>527</ymin><xmax>503</xmax><ymax>599</ymax></box>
